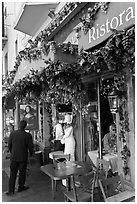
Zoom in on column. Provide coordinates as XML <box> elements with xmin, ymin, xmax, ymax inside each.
<box><xmin>14</xmin><ymin>100</ymin><xmax>20</xmax><ymax>130</ymax></box>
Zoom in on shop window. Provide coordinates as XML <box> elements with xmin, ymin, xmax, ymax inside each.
<box><xmin>56</xmin><ymin>103</ymin><xmax>72</xmax><ymax>113</ymax></box>
<box><xmin>100</xmin><ymin>78</ymin><xmax>114</xmax><ymax>136</ymax></box>
<box><xmin>5</xmin><ymin>95</ymin><xmax>15</xmax><ymax>109</ymax></box>
<box><xmin>87</xmin><ymin>82</ymin><xmax>97</xmax><ymax>102</ymax></box>
<box><xmin>84</xmin><ymin>81</ymin><xmax>99</xmax><ymax>152</ymax></box>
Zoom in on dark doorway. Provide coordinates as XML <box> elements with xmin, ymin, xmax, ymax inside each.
<box><xmin>100</xmin><ymin>96</ymin><xmax>113</xmax><ymax>138</ymax></box>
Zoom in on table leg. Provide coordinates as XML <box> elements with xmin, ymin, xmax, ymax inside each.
<box><xmin>65</xmin><ymin>178</ymin><xmax>71</xmax><ymax>202</ymax></box>
<box><xmin>51</xmin><ymin>179</ymin><xmax>55</xmax><ymax>200</ymax></box>
<box><xmin>71</xmin><ymin>176</ymin><xmax>77</xmax><ymax>202</ymax></box>
<box><xmin>66</xmin><ymin>178</ymin><xmax>71</xmax><ymax>191</ymax></box>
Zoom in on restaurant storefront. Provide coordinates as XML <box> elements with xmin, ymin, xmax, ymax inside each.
<box><xmin>77</xmin><ymin>2</ymin><xmax>135</xmax><ymax>186</ymax></box>
<box><xmin>3</xmin><ymin>2</ymin><xmax>135</xmax><ymax>187</ymax></box>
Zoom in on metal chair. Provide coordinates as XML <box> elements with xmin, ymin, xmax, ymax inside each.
<box><xmin>98</xmin><ymin>174</ymin><xmax>135</xmax><ymax>202</ymax></box>
<box><xmin>53</xmin><ymin>154</ymin><xmax>70</xmax><ymax>169</ymax></box>
<box><xmin>64</xmin><ymin>170</ymin><xmax>97</xmax><ymax>202</ymax></box>
<box><xmin>97</xmin><ymin>158</ymin><xmax>110</xmax><ymax>179</ymax></box>
<box><xmin>52</xmin><ymin>154</ymin><xmax>70</xmax><ymax>191</ymax></box>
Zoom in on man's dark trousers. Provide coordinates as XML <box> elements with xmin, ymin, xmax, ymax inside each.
<box><xmin>8</xmin><ymin>127</ymin><xmax>33</xmax><ymax>193</ymax></box>
<box><xmin>9</xmin><ymin>160</ymin><xmax>27</xmax><ymax>193</ymax></box>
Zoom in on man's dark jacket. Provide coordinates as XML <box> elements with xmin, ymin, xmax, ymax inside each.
<box><xmin>8</xmin><ymin>129</ymin><xmax>33</xmax><ymax>161</ymax></box>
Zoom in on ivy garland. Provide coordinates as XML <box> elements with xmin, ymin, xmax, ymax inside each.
<box><xmin>4</xmin><ymin>60</ymin><xmax>87</xmax><ymax>115</ymax></box>
<box><xmin>35</xmin><ymin>2</ymin><xmax>80</xmax><ymax>42</ymax></box>
<box><xmin>3</xmin><ymin>41</ymin><xmax>78</xmax><ymax>89</ymax></box>
<box><xmin>44</xmin><ymin>102</ymin><xmax>53</xmax><ymax>145</ymax></box>
<box><xmin>121</xmin><ymin>145</ymin><xmax>131</xmax><ymax>175</ymax></box>
<box><xmin>3</xmin><ymin>13</ymin><xmax>134</xmax><ymax>175</ymax></box>
<box><xmin>3</xmin><ymin>2</ymin><xmax>110</xmax><ymax>87</ymax></box>
<box><xmin>39</xmin><ymin>60</ymin><xmax>87</xmax><ymax>114</ymax></box>
<box><xmin>114</xmin><ymin>76</ymin><xmax>131</xmax><ymax>175</ymax></box>
<box><xmin>78</xmin><ymin>26</ymin><xmax>135</xmax><ymax>75</ymax></box>
<box><xmin>79</xmin><ymin>2</ymin><xmax>110</xmax><ymax>34</ymax></box>
<box><xmin>58</xmin><ymin>42</ymin><xmax>78</xmax><ymax>54</ymax></box>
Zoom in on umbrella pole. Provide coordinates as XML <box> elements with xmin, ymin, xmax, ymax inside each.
<box><xmin>97</xmin><ymin>79</ymin><xmax>102</xmax><ymax>159</ymax></box>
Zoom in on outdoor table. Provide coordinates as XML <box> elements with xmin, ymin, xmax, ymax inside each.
<box><xmin>40</xmin><ymin>161</ymin><xmax>92</xmax><ymax>200</ymax></box>
<box><xmin>88</xmin><ymin>150</ymin><xmax>118</xmax><ymax>173</ymax></box>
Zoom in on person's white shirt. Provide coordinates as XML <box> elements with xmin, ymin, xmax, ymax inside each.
<box><xmin>54</xmin><ymin>123</ymin><xmax>64</xmax><ymax>140</ymax></box>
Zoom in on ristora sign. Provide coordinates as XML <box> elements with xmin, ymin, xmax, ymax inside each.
<box><xmin>89</xmin><ymin>5</ymin><xmax>134</xmax><ymax>43</ymax></box>
<box><xmin>78</xmin><ymin>2</ymin><xmax>135</xmax><ymax>51</ymax></box>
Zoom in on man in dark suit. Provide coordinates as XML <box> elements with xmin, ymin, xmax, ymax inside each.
<box><xmin>6</xmin><ymin>120</ymin><xmax>34</xmax><ymax>195</ymax></box>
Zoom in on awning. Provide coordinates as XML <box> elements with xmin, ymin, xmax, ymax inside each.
<box><xmin>14</xmin><ymin>2</ymin><xmax>58</xmax><ymax>36</ymax></box>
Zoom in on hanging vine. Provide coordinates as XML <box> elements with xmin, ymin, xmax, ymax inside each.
<box><xmin>100</xmin><ymin>74</ymin><xmax>131</xmax><ymax>175</ymax></box>
<box><xmin>114</xmin><ymin>76</ymin><xmax>131</xmax><ymax>175</ymax></box>
<box><xmin>40</xmin><ymin>60</ymin><xmax>87</xmax><ymax>114</ymax></box>
<box><xmin>44</xmin><ymin>102</ymin><xmax>53</xmax><ymax>145</ymax></box>
<box><xmin>79</xmin><ymin>2</ymin><xmax>110</xmax><ymax>34</ymax></box>
<box><xmin>3</xmin><ymin>41</ymin><xmax>78</xmax><ymax>89</ymax></box>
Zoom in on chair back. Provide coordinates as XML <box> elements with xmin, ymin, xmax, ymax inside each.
<box><xmin>72</xmin><ymin>170</ymin><xmax>97</xmax><ymax>202</ymax></box>
<box><xmin>98</xmin><ymin>174</ymin><xmax>124</xmax><ymax>201</ymax></box>
<box><xmin>53</xmin><ymin>154</ymin><xmax>70</xmax><ymax>169</ymax></box>
<box><xmin>97</xmin><ymin>158</ymin><xmax>110</xmax><ymax>179</ymax></box>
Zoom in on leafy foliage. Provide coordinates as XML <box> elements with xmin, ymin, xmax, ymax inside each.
<box><xmin>79</xmin><ymin>2</ymin><xmax>110</xmax><ymax>34</ymax></box>
<box><xmin>3</xmin><ymin>20</ymin><xmax>134</xmax><ymax>176</ymax></box>
<box><xmin>79</xmin><ymin>26</ymin><xmax>135</xmax><ymax>75</ymax></box>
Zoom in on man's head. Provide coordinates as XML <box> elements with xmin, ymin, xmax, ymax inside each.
<box><xmin>19</xmin><ymin>120</ymin><xmax>27</xmax><ymax>130</ymax></box>
<box><xmin>109</xmin><ymin>123</ymin><xmax>116</xmax><ymax>134</ymax></box>
<box><xmin>53</xmin><ymin>116</ymin><xmax>59</xmax><ymax>125</ymax></box>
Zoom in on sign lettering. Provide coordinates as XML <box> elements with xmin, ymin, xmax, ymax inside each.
<box><xmin>78</xmin><ymin>2</ymin><xmax>135</xmax><ymax>51</ymax></box>
<box><xmin>88</xmin><ymin>6</ymin><xmax>135</xmax><ymax>44</ymax></box>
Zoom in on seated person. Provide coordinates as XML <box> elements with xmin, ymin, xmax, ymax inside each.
<box><xmin>103</xmin><ymin>124</ymin><xmax>117</xmax><ymax>152</ymax></box>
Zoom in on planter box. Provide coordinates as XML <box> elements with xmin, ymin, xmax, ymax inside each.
<box><xmin>44</xmin><ymin>47</ymin><xmax>78</xmax><ymax>64</ymax></box>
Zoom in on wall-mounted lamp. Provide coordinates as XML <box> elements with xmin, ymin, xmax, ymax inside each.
<box><xmin>48</xmin><ymin>8</ymin><xmax>55</xmax><ymax>19</ymax></box>
<box><xmin>108</xmin><ymin>88</ymin><xmax>119</xmax><ymax>113</ymax></box>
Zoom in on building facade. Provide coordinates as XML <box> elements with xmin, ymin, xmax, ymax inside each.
<box><xmin>2</xmin><ymin>2</ymin><xmax>135</xmax><ymax>187</ymax></box>
<box><xmin>2</xmin><ymin>2</ymin><xmax>30</xmax><ymax>139</ymax></box>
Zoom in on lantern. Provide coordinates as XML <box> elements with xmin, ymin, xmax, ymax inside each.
<box><xmin>48</xmin><ymin>9</ymin><xmax>55</xmax><ymax>19</ymax></box>
<box><xmin>108</xmin><ymin>88</ymin><xmax>119</xmax><ymax>113</ymax></box>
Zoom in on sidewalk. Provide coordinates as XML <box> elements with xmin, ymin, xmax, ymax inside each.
<box><xmin>2</xmin><ymin>154</ymin><xmax>65</xmax><ymax>202</ymax></box>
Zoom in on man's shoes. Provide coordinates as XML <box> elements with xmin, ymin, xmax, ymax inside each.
<box><xmin>18</xmin><ymin>185</ymin><xmax>29</xmax><ymax>192</ymax></box>
<box><xmin>5</xmin><ymin>191</ymin><xmax>14</xmax><ymax>196</ymax></box>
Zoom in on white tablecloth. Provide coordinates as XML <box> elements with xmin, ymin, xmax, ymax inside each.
<box><xmin>88</xmin><ymin>150</ymin><xmax>118</xmax><ymax>173</ymax></box>
<box><xmin>49</xmin><ymin>151</ymin><xmax>64</xmax><ymax>159</ymax></box>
